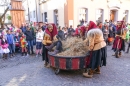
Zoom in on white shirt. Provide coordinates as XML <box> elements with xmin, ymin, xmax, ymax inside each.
<box><xmin>36</xmin><ymin>31</ymin><xmax>44</xmax><ymax>42</ymax></box>
<box><xmin>83</xmin><ymin>23</ymin><xmax>88</xmax><ymax>26</ymax></box>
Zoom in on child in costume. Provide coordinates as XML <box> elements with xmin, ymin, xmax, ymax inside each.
<box><xmin>1</xmin><ymin>35</ymin><xmax>10</xmax><ymax>59</ymax></box>
<box><xmin>126</xmin><ymin>28</ymin><xmax>130</xmax><ymax>53</ymax></box>
<box><xmin>20</xmin><ymin>33</ymin><xmax>27</xmax><ymax>56</ymax></box>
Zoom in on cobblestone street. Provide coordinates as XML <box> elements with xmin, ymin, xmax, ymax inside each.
<box><xmin>0</xmin><ymin>46</ymin><xmax>130</xmax><ymax>86</ymax></box>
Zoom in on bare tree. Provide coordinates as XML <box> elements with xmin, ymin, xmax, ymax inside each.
<box><xmin>0</xmin><ymin>0</ymin><xmax>10</xmax><ymax>29</ymax></box>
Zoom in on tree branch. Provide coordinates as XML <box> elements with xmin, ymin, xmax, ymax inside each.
<box><xmin>0</xmin><ymin>6</ymin><xmax>9</xmax><ymax>19</ymax></box>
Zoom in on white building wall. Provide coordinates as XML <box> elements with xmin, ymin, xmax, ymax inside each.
<box><xmin>0</xmin><ymin>6</ymin><xmax>10</xmax><ymax>23</ymax></box>
<box><xmin>28</xmin><ymin>0</ymin><xmax>37</xmax><ymax>22</ymax></box>
<box><xmin>40</xmin><ymin>0</ymin><xmax>65</xmax><ymax>27</ymax></box>
<box><xmin>73</xmin><ymin>0</ymin><xmax>130</xmax><ymax>28</ymax></box>
<box><xmin>73</xmin><ymin>0</ymin><xmax>109</xmax><ymax>28</ymax></box>
<box><xmin>120</xmin><ymin>1</ymin><xmax>130</xmax><ymax>23</ymax></box>
<box><xmin>22</xmin><ymin>0</ymin><xmax>28</xmax><ymax>22</ymax></box>
<box><xmin>26</xmin><ymin>0</ymin><xmax>130</xmax><ymax>27</ymax></box>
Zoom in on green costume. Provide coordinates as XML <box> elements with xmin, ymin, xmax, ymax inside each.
<box><xmin>126</xmin><ymin>25</ymin><xmax>130</xmax><ymax>41</ymax></box>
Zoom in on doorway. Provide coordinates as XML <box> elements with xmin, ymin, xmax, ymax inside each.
<box><xmin>110</xmin><ymin>10</ymin><xmax>118</xmax><ymax>22</ymax></box>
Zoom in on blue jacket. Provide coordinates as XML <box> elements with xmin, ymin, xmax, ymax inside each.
<box><xmin>6</xmin><ymin>34</ymin><xmax>14</xmax><ymax>44</ymax></box>
<box><xmin>111</xmin><ymin>24</ymin><xmax>116</xmax><ymax>33</ymax></box>
<box><xmin>20</xmin><ymin>26</ymin><xmax>26</xmax><ymax>33</ymax></box>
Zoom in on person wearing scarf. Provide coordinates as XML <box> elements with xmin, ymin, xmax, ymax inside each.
<box><xmin>112</xmin><ymin>21</ymin><xmax>127</xmax><ymax>58</ymax></box>
<box><xmin>42</xmin><ymin>23</ymin><xmax>58</xmax><ymax>67</ymax></box>
<box><xmin>83</xmin><ymin>21</ymin><xmax>107</xmax><ymax>78</ymax></box>
<box><xmin>80</xmin><ymin>25</ymin><xmax>86</xmax><ymax>40</ymax></box>
<box><xmin>46</xmin><ymin>35</ymin><xmax>63</xmax><ymax>55</ymax></box>
<box><xmin>73</xmin><ymin>25</ymin><xmax>81</xmax><ymax>37</ymax></box>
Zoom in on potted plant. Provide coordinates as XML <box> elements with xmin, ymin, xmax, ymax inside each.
<box><xmin>7</xmin><ymin>15</ymin><xmax>11</xmax><ymax>23</ymax></box>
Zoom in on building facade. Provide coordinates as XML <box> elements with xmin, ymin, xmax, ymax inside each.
<box><xmin>22</xmin><ymin>0</ymin><xmax>41</xmax><ymax>23</ymax></box>
<box><xmin>23</xmin><ymin>0</ymin><xmax>130</xmax><ymax>28</ymax></box>
<box><xmin>39</xmin><ymin>0</ymin><xmax>65</xmax><ymax>27</ymax></box>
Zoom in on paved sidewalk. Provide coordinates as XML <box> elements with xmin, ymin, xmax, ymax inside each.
<box><xmin>0</xmin><ymin>46</ymin><xmax>130</xmax><ymax>86</ymax></box>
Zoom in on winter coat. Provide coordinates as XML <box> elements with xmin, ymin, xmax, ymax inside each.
<box><xmin>24</xmin><ymin>30</ymin><xmax>34</xmax><ymax>41</ymax></box>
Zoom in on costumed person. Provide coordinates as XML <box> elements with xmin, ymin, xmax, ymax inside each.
<box><xmin>45</xmin><ymin>35</ymin><xmax>63</xmax><ymax>55</ymax></box>
<box><xmin>1</xmin><ymin>35</ymin><xmax>10</xmax><ymax>59</ymax></box>
<box><xmin>112</xmin><ymin>20</ymin><xmax>127</xmax><ymax>58</ymax></box>
<box><xmin>35</xmin><ymin>27</ymin><xmax>44</xmax><ymax>57</ymax></box>
<box><xmin>42</xmin><ymin>23</ymin><xmax>58</xmax><ymax>67</ymax></box>
<box><xmin>20</xmin><ymin>33</ymin><xmax>27</xmax><ymax>56</ymax></box>
<box><xmin>83</xmin><ymin>21</ymin><xmax>107</xmax><ymax>78</ymax></box>
<box><xmin>80</xmin><ymin>25</ymin><xmax>86</xmax><ymax>40</ymax></box>
<box><xmin>126</xmin><ymin>27</ymin><xmax>130</xmax><ymax>53</ymax></box>
<box><xmin>73</xmin><ymin>25</ymin><xmax>81</xmax><ymax>37</ymax></box>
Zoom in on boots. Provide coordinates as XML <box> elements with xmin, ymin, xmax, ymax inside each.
<box><xmin>46</xmin><ymin>63</ymin><xmax>50</xmax><ymax>68</ymax></box>
<box><xmin>112</xmin><ymin>53</ymin><xmax>116</xmax><ymax>56</ymax></box>
<box><xmin>22</xmin><ymin>52</ymin><xmax>24</xmax><ymax>56</ymax></box>
<box><xmin>49</xmin><ymin>49</ymin><xmax>59</xmax><ymax>55</ymax></box>
<box><xmin>25</xmin><ymin>52</ymin><xmax>28</xmax><ymax>56</ymax></box>
<box><xmin>45</xmin><ymin>43</ymin><xmax>55</xmax><ymax>51</ymax></box>
<box><xmin>126</xmin><ymin>45</ymin><xmax>130</xmax><ymax>53</ymax></box>
<box><xmin>119</xmin><ymin>52</ymin><xmax>122</xmax><ymax>57</ymax></box>
<box><xmin>94</xmin><ymin>66</ymin><xmax>101</xmax><ymax>74</ymax></box>
<box><xmin>5</xmin><ymin>54</ymin><xmax>7</xmax><ymax>59</ymax></box>
<box><xmin>2</xmin><ymin>54</ymin><xmax>5</xmax><ymax>60</ymax></box>
<box><xmin>31</xmin><ymin>50</ymin><xmax>34</xmax><ymax>54</ymax></box>
<box><xmin>83</xmin><ymin>69</ymin><xmax>93</xmax><ymax>78</ymax></box>
<box><xmin>88</xmin><ymin>69</ymin><xmax>94</xmax><ymax>75</ymax></box>
<box><xmin>83</xmin><ymin>72</ymin><xmax>93</xmax><ymax>78</ymax></box>
<box><xmin>44</xmin><ymin>61</ymin><xmax>48</xmax><ymax>67</ymax></box>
